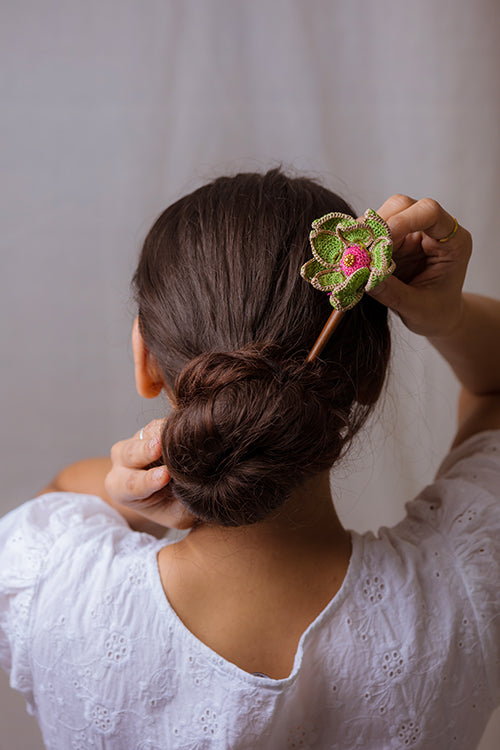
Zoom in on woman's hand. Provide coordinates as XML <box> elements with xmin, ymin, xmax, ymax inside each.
<box><xmin>368</xmin><ymin>195</ymin><xmax>472</xmax><ymax>337</ymax></box>
<box><xmin>105</xmin><ymin>420</ymin><xmax>196</xmax><ymax>530</ymax></box>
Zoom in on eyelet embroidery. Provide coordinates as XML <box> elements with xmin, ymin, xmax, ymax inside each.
<box><xmin>198</xmin><ymin>706</ymin><xmax>218</xmax><ymax>736</ymax></box>
<box><xmin>187</xmin><ymin>654</ymin><xmax>213</xmax><ymax>687</ymax></box>
<box><xmin>104</xmin><ymin>632</ymin><xmax>129</xmax><ymax>665</ymax></box>
<box><xmin>394</xmin><ymin>719</ymin><xmax>421</xmax><ymax>746</ymax></box>
<box><xmin>362</xmin><ymin>575</ymin><xmax>386</xmax><ymax>604</ymax></box>
<box><xmin>84</xmin><ymin>702</ymin><xmax>118</xmax><ymax>735</ymax></box>
<box><xmin>381</xmin><ymin>650</ymin><xmax>406</xmax><ymax>681</ymax></box>
<box><xmin>127</xmin><ymin>560</ymin><xmax>148</xmax><ymax>586</ymax></box>
<box><xmin>455</xmin><ymin>508</ymin><xmax>478</xmax><ymax>526</ymax></box>
<box><xmin>139</xmin><ymin>667</ymin><xmax>178</xmax><ymax>708</ymax></box>
<box><xmin>345</xmin><ymin>571</ymin><xmax>387</xmax><ymax>644</ymax></box>
<box><xmin>286</xmin><ymin>721</ymin><xmax>319</xmax><ymax>749</ymax></box>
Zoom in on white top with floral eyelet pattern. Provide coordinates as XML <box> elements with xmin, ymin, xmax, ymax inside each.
<box><xmin>1</xmin><ymin>430</ymin><xmax>500</xmax><ymax>750</ymax></box>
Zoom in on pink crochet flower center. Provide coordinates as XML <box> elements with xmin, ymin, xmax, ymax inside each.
<box><xmin>341</xmin><ymin>245</ymin><xmax>371</xmax><ymax>276</ymax></box>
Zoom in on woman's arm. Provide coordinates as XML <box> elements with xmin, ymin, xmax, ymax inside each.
<box><xmin>429</xmin><ymin>294</ymin><xmax>500</xmax><ymax>446</ymax></box>
<box><xmin>39</xmin><ymin>457</ymin><xmax>114</xmax><ymax>497</ymax></box>
<box><xmin>428</xmin><ymin>294</ymin><xmax>500</xmax><ymax>396</ymax></box>
<box><xmin>369</xmin><ymin>195</ymin><xmax>500</xmax><ymax>446</ymax></box>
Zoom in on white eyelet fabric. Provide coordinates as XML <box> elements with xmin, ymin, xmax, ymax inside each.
<box><xmin>1</xmin><ymin>430</ymin><xmax>500</xmax><ymax>749</ymax></box>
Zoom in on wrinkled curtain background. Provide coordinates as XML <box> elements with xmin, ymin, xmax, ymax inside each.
<box><xmin>1</xmin><ymin>1</ymin><xmax>499</xmax><ymax>747</ymax></box>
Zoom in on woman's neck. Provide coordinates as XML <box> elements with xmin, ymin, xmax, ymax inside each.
<box><xmin>163</xmin><ymin>471</ymin><xmax>349</xmax><ymax>578</ymax></box>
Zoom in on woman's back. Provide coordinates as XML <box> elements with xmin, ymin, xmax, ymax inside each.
<box><xmin>156</xmin><ymin>473</ymin><xmax>352</xmax><ymax>680</ymax></box>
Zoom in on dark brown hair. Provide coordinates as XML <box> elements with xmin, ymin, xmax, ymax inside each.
<box><xmin>132</xmin><ymin>169</ymin><xmax>390</xmax><ymax>526</ymax></box>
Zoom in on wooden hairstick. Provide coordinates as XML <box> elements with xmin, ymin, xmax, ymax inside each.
<box><xmin>301</xmin><ymin>209</ymin><xmax>395</xmax><ymax>362</ymax></box>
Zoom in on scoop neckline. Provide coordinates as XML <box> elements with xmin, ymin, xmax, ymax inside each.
<box><xmin>148</xmin><ymin>529</ymin><xmax>363</xmax><ymax>689</ymax></box>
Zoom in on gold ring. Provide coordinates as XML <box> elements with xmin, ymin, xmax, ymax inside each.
<box><xmin>438</xmin><ymin>217</ymin><xmax>458</xmax><ymax>243</ymax></box>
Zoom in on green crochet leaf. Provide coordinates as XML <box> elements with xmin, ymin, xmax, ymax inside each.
<box><xmin>311</xmin><ymin>213</ymin><xmax>347</xmax><ymax>233</ymax></box>
<box><xmin>330</xmin><ymin>288</ymin><xmax>360</xmax><ymax>310</ymax></box>
<box><xmin>310</xmin><ymin>232</ymin><xmax>343</xmax><ymax>265</ymax></box>
<box><xmin>331</xmin><ymin>270</ymin><xmax>369</xmax><ymax>310</ymax></box>
<box><xmin>365</xmin><ymin>209</ymin><xmax>390</xmax><ymax>240</ymax></box>
<box><xmin>313</xmin><ymin>269</ymin><xmax>345</xmax><ymax>289</ymax></box>
<box><xmin>337</xmin><ymin>223</ymin><xmax>373</xmax><ymax>247</ymax></box>
<box><xmin>344</xmin><ymin>266</ymin><xmax>371</xmax><ymax>292</ymax></box>
<box><xmin>301</xmin><ymin>258</ymin><xmax>325</xmax><ymax>281</ymax></box>
<box><xmin>370</xmin><ymin>237</ymin><xmax>392</xmax><ymax>268</ymax></box>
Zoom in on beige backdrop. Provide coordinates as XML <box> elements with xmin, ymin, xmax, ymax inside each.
<box><xmin>1</xmin><ymin>1</ymin><xmax>499</xmax><ymax>747</ymax></box>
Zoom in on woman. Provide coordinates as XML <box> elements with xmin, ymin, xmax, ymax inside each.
<box><xmin>2</xmin><ymin>170</ymin><xmax>499</xmax><ymax>748</ymax></box>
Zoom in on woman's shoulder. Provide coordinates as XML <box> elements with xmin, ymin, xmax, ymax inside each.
<box><xmin>399</xmin><ymin>428</ymin><xmax>500</xmax><ymax>535</ymax></box>
<box><xmin>364</xmin><ymin>429</ymin><xmax>500</xmax><ymax>705</ymax></box>
<box><xmin>0</xmin><ymin>491</ymin><xmax>169</xmax><ymax>601</ymax></box>
<box><xmin>367</xmin><ymin>430</ymin><xmax>500</xmax><ymax>570</ymax></box>
<box><xmin>0</xmin><ymin>493</ymin><xmax>121</xmax><ymax>584</ymax></box>
<box><xmin>1</xmin><ymin>491</ymin><xmax>127</xmax><ymax>543</ymax></box>
<box><xmin>0</xmin><ymin>492</ymin><xmax>168</xmax><ymax>712</ymax></box>
<box><xmin>436</xmin><ymin>428</ymin><xmax>500</xmax><ymax>479</ymax></box>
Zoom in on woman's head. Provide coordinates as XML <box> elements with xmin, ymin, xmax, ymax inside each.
<box><xmin>132</xmin><ymin>168</ymin><xmax>390</xmax><ymax>526</ymax></box>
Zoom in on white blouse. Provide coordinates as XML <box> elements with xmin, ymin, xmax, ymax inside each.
<box><xmin>1</xmin><ymin>430</ymin><xmax>500</xmax><ymax>749</ymax></box>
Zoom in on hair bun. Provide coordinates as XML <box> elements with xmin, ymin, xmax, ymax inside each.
<box><xmin>161</xmin><ymin>347</ymin><xmax>353</xmax><ymax>526</ymax></box>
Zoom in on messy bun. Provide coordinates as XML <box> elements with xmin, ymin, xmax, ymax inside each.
<box><xmin>133</xmin><ymin>169</ymin><xmax>390</xmax><ymax>525</ymax></box>
<box><xmin>162</xmin><ymin>347</ymin><xmax>355</xmax><ymax>526</ymax></box>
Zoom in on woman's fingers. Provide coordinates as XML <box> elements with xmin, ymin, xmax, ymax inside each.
<box><xmin>106</xmin><ymin>419</ymin><xmax>197</xmax><ymax>530</ymax></box>
<box><xmin>133</xmin><ymin>418</ymin><xmax>164</xmax><ymax>442</ymax></box>
<box><xmin>380</xmin><ymin>196</ymin><xmax>460</xmax><ymax>247</ymax></box>
<box><xmin>112</xmin><ymin>419</ymin><xmax>165</xmax><ymax>470</ymax></box>
<box><xmin>110</xmin><ymin>435</ymin><xmax>162</xmax><ymax>470</ymax></box>
<box><xmin>107</xmin><ymin>419</ymin><xmax>169</xmax><ymax>504</ymax></box>
<box><xmin>376</xmin><ymin>194</ymin><xmax>416</xmax><ymax>222</ymax></box>
<box><xmin>391</xmin><ymin>199</ymin><xmax>457</xmax><ymax>244</ymax></box>
<box><xmin>105</xmin><ymin>464</ymin><xmax>170</xmax><ymax>505</ymax></box>
<box><xmin>106</xmin><ymin>465</ymin><xmax>195</xmax><ymax>529</ymax></box>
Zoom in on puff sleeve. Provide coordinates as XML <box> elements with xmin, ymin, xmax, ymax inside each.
<box><xmin>406</xmin><ymin>430</ymin><xmax>500</xmax><ymax>705</ymax></box>
<box><xmin>0</xmin><ymin>493</ymin><xmax>128</xmax><ymax>713</ymax></box>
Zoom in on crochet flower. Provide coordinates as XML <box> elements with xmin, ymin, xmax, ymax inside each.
<box><xmin>300</xmin><ymin>209</ymin><xmax>395</xmax><ymax>311</ymax></box>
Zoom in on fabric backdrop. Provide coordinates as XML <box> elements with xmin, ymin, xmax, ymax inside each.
<box><xmin>1</xmin><ymin>1</ymin><xmax>499</xmax><ymax>747</ymax></box>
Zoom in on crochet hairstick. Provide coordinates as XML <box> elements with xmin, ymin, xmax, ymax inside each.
<box><xmin>301</xmin><ymin>209</ymin><xmax>396</xmax><ymax>362</ymax></box>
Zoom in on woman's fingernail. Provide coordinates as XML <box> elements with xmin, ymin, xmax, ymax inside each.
<box><xmin>149</xmin><ymin>437</ymin><xmax>160</xmax><ymax>451</ymax></box>
<box><xmin>153</xmin><ymin>467</ymin><xmax>168</xmax><ymax>483</ymax></box>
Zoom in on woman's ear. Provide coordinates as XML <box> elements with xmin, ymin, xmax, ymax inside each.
<box><xmin>132</xmin><ymin>317</ymin><xmax>163</xmax><ymax>399</ymax></box>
